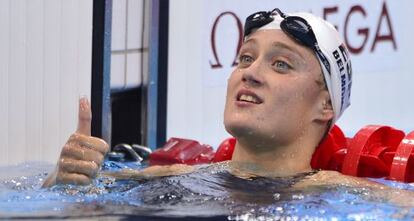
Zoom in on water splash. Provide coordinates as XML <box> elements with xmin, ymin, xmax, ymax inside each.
<box><xmin>0</xmin><ymin>162</ymin><xmax>413</xmax><ymax>220</ymax></box>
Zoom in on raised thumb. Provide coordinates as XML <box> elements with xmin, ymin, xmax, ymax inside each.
<box><xmin>76</xmin><ymin>96</ymin><xmax>92</xmax><ymax>136</ymax></box>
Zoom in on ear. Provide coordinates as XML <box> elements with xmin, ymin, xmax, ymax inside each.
<box><xmin>314</xmin><ymin>90</ymin><xmax>334</xmax><ymax>123</ymax></box>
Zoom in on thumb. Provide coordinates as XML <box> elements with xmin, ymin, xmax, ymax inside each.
<box><xmin>76</xmin><ymin>96</ymin><xmax>92</xmax><ymax>136</ymax></box>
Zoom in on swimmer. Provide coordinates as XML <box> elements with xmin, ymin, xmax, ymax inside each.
<box><xmin>41</xmin><ymin>8</ymin><xmax>412</xmax><ymax>206</ymax></box>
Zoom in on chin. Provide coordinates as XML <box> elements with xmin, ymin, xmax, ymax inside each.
<box><xmin>225</xmin><ymin>122</ymin><xmax>275</xmax><ymax>150</ymax></box>
<box><xmin>224</xmin><ymin>118</ymin><xmax>244</xmax><ymax>135</ymax></box>
<box><xmin>224</xmin><ymin>105</ymin><xmax>263</xmax><ymax>139</ymax></box>
<box><xmin>224</xmin><ymin>116</ymin><xmax>287</xmax><ymax>147</ymax></box>
<box><xmin>224</xmin><ymin>118</ymin><xmax>258</xmax><ymax>139</ymax></box>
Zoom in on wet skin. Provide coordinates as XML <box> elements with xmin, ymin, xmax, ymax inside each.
<box><xmin>42</xmin><ymin>98</ymin><xmax>109</xmax><ymax>187</ymax></box>
<box><xmin>224</xmin><ymin>29</ymin><xmax>333</xmax><ymax>175</ymax></box>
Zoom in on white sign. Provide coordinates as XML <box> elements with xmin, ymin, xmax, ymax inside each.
<box><xmin>168</xmin><ymin>0</ymin><xmax>414</xmax><ymax>148</ymax></box>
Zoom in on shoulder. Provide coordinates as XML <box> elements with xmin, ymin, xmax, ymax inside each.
<box><xmin>294</xmin><ymin>170</ymin><xmax>375</xmax><ymax>188</ymax></box>
<box><xmin>296</xmin><ymin>170</ymin><xmax>414</xmax><ymax>207</ymax></box>
<box><xmin>139</xmin><ymin>164</ymin><xmax>196</xmax><ymax>177</ymax></box>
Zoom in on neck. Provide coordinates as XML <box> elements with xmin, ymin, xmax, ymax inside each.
<box><xmin>230</xmin><ymin>129</ymin><xmax>321</xmax><ymax>176</ymax></box>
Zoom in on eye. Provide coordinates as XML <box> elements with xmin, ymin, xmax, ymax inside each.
<box><xmin>272</xmin><ymin>60</ymin><xmax>292</xmax><ymax>72</ymax></box>
<box><xmin>238</xmin><ymin>54</ymin><xmax>254</xmax><ymax>67</ymax></box>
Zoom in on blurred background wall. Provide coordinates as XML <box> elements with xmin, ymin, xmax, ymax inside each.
<box><xmin>167</xmin><ymin>0</ymin><xmax>414</xmax><ymax>148</ymax></box>
<box><xmin>0</xmin><ymin>0</ymin><xmax>93</xmax><ymax>165</ymax></box>
<box><xmin>0</xmin><ymin>0</ymin><xmax>149</xmax><ymax>166</ymax></box>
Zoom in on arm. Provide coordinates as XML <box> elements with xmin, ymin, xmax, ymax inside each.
<box><xmin>297</xmin><ymin>170</ymin><xmax>414</xmax><ymax>207</ymax></box>
<box><xmin>103</xmin><ymin>164</ymin><xmax>196</xmax><ymax>181</ymax></box>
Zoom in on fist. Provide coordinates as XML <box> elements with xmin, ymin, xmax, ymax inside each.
<box><xmin>43</xmin><ymin>97</ymin><xmax>109</xmax><ymax>187</ymax></box>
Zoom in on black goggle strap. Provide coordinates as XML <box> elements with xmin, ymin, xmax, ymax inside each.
<box><xmin>273</xmin><ymin>8</ymin><xmax>286</xmax><ymax>18</ymax></box>
<box><xmin>314</xmin><ymin>46</ymin><xmax>331</xmax><ymax>76</ymax></box>
<box><xmin>281</xmin><ymin>16</ymin><xmax>332</xmax><ymax>76</ymax></box>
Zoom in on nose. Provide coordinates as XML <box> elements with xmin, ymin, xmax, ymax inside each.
<box><xmin>241</xmin><ymin>60</ymin><xmax>264</xmax><ymax>87</ymax></box>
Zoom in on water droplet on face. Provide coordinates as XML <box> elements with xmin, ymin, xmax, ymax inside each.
<box><xmin>273</xmin><ymin>193</ymin><xmax>281</xmax><ymax>201</ymax></box>
<box><xmin>291</xmin><ymin>194</ymin><xmax>304</xmax><ymax>200</ymax></box>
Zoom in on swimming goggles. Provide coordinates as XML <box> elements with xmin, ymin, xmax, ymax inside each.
<box><xmin>244</xmin><ymin>8</ymin><xmax>331</xmax><ymax>76</ymax></box>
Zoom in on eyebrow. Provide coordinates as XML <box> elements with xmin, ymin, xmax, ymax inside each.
<box><xmin>240</xmin><ymin>38</ymin><xmax>258</xmax><ymax>50</ymax></box>
<box><xmin>242</xmin><ymin>39</ymin><xmax>305</xmax><ymax>60</ymax></box>
<box><xmin>241</xmin><ymin>38</ymin><xmax>308</xmax><ymax>68</ymax></box>
<box><xmin>271</xmin><ymin>42</ymin><xmax>305</xmax><ymax>61</ymax></box>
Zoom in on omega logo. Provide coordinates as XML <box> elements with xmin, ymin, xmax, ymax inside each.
<box><xmin>209</xmin><ymin>1</ymin><xmax>397</xmax><ymax>69</ymax></box>
<box><xmin>209</xmin><ymin>11</ymin><xmax>243</xmax><ymax>69</ymax></box>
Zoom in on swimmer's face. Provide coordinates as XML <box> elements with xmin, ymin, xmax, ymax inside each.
<box><xmin>223</xmin><ymin>29</ymin><xmax>331</xmax><ymax>147</ymax></box>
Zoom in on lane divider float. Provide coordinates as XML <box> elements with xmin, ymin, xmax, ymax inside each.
<box><xmin>149</xmin><ymin>125</ymin><xmax>414</xmax><ymax>183</ymax></box>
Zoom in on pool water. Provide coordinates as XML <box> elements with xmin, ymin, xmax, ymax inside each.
<box><xmin>1</xmin><ymin>161</ymin><xmax>414</xmax><ymax>220</ymax></box>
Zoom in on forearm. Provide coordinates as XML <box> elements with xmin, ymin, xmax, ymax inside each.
<box><xmin>103</xmin><ymin>164</ymin><xmax>196</xmax><ymax>181</ymax></box>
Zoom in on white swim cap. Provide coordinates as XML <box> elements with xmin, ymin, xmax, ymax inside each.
<box><xmin>245</xmin><ymin>9</ymin><xmax>352</xmax><ymax>123</ymax></box>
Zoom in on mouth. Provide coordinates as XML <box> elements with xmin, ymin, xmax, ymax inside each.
<box><xmin>236</xmin><ymin>89</ymin><xmax>263</xmax><ymax>104</ymax></box>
